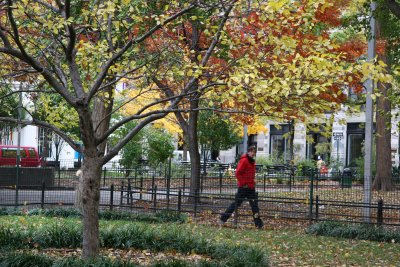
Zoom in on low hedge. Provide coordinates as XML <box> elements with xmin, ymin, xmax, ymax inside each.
<box><xmin>0</xmin><ymin>208</ymin><xmax>188</xmax><ymax>223</ymax></box>
<box><xmin>306</xmin><ymin>221</ymin><xmax>400</xmax><ymax>243</ymax></box>
<box><xmin>0</xmin><ymin>253</ymin><xmax>204</xmax><ymax>267</ymax></box>
<box><xmin>0</xmin><ymin>218</ymin><xmax>268</xmax><ymax>266</ymax></box>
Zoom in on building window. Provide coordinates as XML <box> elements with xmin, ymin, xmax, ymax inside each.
<box><xmin>347</xmin><ymin>133</ymin><xmax>363</xmax><ymax>166</ymax></box>
<box><xmin>346</xmin><ymin>123</ymin><xmax>365</xmax><ymax>166</ymax></box>
<box><xmin>269</xmin><ymin>124</ymin><xmax>290</xmax><ymax>162</ymax></box>
<box><xmin>305</xmin><ymin>124</ymin><xmax>330</xmax><ymax>161</ymax></box>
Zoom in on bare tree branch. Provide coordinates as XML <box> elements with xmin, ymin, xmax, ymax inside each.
<box><xmin>0</xmin><ymin>117</ymin><xmax>80</xmax><ymax>151</ymax></box>
<box><xmin>87</xmin><ymin>4</ymin><xmax>197</xmax><ymax>103</ymax></box>
<box><xmin>32</xmin><ymin>0</ymin><xmax>60</xmax><ymax>13</ymax></box>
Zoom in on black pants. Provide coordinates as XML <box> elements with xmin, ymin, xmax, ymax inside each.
<box><xmin>220</xmin><ymin>187</ymin><xmax>263</xmax><ymax>228</ymax></box>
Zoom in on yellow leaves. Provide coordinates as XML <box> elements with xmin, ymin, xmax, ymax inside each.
<box><xmin>267</xmin><ymin>0</ymin><xmax>290</xmax><ymax>12</ymax></box>
<box><xmin>247</xmin><ymin>120</ymin><xmax>268</xmax><ymax>135</ymax></box>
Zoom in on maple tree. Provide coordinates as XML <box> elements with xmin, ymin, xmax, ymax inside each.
<box><xmin>0</xmin><ymin>0</ymin><xmax>204</xmax><ymax>259</ymax></box>
<box><xmin>135</xmin><ymin>0</ymin><xmax>395</xmax><ymax>199</ymax></box>
<box><xmin>139</xmin><ymin>1</ymin><xmax>239</xmax><ymax>200</ymax></box>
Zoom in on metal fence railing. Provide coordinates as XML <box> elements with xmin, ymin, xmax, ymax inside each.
<box><xmin>1</xmin><ymin>163</ymin><xmax>399</xmax><ymax>228</ymax></box>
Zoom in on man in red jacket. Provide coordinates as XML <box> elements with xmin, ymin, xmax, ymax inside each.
<box><xmin>220</xmin><ymin>145</ymin><xmax>264</xmax><ymax>229</ymax></box>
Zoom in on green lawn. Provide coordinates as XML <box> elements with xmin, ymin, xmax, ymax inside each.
<box><xmin>0</xmin><ymin>215</ymin><xmax>399</xmax><ymax>266</ymax></box>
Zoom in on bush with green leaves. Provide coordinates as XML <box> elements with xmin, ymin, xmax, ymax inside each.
<box><xmin>0</xmin><ymin>253</ymin><xmax>141</xmax><ymax>267</ymax></box>
<box><xmin>0</xmin><ymin>253</ymin><xmax>223</xmax><ymax>267</ymax></box>
<box><xmin>306</xmin><ymin>221</ymin><xmax>400</xmax><ymax>243</ymax></box>
<box><xmin>0</xmin><ymin>208</ymin><xmax>187</xmax><ymax>224</ymax></box>
<box><xmin>0</xmin><ymin>218</ymin><xmax>268</xmax><ymax>266</ymax></box>
<box><xmin>0</xmin><ymin>252</ymin><xmax>53</xmax><ymax>267</ymax></box>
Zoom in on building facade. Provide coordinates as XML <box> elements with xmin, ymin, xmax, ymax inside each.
<box><xmin>219</xmin><ymin>109</ymin><xmax>399</xmax><ymax>168</ymax></box>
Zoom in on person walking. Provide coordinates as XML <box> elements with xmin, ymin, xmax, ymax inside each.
<box><xmin>220</xmin><ymin>145</ymin><xmax>264</xmax><ymax>229</ymax></box>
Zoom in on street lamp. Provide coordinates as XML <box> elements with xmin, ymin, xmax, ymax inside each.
<box><xmin>363</xmin><ymin>2</ymin><xmax>376</xmax><ymax>223</ymax></box>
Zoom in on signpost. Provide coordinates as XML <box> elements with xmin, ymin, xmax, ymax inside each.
<box><xmin>333</xmin><ymin>132</ymin><xmax>343</xmax><ymax>166</ymax></box>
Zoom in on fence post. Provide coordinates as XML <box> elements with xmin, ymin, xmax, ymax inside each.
<box><xmin>167</xmin><ymin>166</ymin><xmax>171</xmax><ymax>210</ymax></box>
<box><xmin>140</xmin><ymin>176</ymin><xmax>143</xmax><ymax>200</ymax></box>
<box><xmin>377</xmin><ymin>198</ymin><xmax>383</xmax><ymax>226</ymax></box>
<box><xmin>263</xmin><ymin>173</ymin><xmax>266</xmax><ymax>192</ymax></box>
<box><xmin>41</xmin><ymin>181</ymin><xmax>45</xmax><ymax>209</ymax></box>
<box><xmin>127</xmin><ymin>178</ymin><xmax>132</xmax><ymax>205</ymax></box>
<box><xmin>308</xmin><ymin>170</ymin><xmax>315</xmax><ymax>223</ymax></box>
<box><xmin>134</xmin><ymin>167</ymin><xmax>137</xmax><ymax>187</ymax></box>
<box><xmin>153</xmin><ymin>185</ymin><xmax>157</xmax><ymax>209</ymax></box>
<box><xmin>200</xmin><ymin>174</ymin><xmax>204</xmax><ymax>193</ymax></box>
<box><xmin>151</xmin><ymin>174</ymin><xmax>155</xmax><ymax>199</ymax></box>
<box><xmin>103</xmin><ymin>167</ymin><xmax>107</xmax><ymax>187</ymax></box>
<box><xmin>193</xmin><ymin>189</ymin><xmax>198</xmax><ymax>219</ymax></box>
<box><xmin>58</xmin><ymin>166</ymin><xmax>61</xmax><ymax>187</ymax></box>
<box><xmin>182</xmin><ymin>174</ymin><xmax>186</xmax><ymax>195</ymax></box>
<box><xmin>219</xmin><ymin>172</ymin><xmax>223</xmax><ymax>194</ymax></box>
<box><xmin>178</xmin><ymin>189</ymin><xmax>182</xmax><ymax>212</ymax></box>
<box><xmin>315</xmin><ymin>195</ymin><xmax>319</xmax><ymax>222</ymax></box>
<box><xmin>110</xmin><ymin>184</ymin><xmax>114</xmax><ymax>211</ymax></box>
<box><xmin>234</xmin><ymin>197</ymin><xmax>238</xmax><ymax>228</ymax></box>
<box><xmin>120</xmin><ymin>181</ymin><xmax>124</xmax><ymax>206</ymax></box>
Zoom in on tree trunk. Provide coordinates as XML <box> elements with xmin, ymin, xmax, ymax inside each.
<box><xmin>74</xmin><ymin>169</ymin><xmax>83</xmax><ymax>210</ymax></box>
<box><xmin>81</xmin><ymin>156</ymin><xmax>103</xmax><ymax>259</ymax></box>
<box><xmin>183</xmin><ymin>142</ymin><xmax>188</xmax><ymax>161</ymax></box>
<box><xmin>188</xmin><ymin>133</ymin><xmax>201</xmax><ymax>201</ymax></box>
<box><xmin>289</xmin><ymin>120</ymin><xmax>295</xmax><ymax>165</ymax></box>
<box><xmin>78</xmin><ymin>84</ymin><xmax>114</xmax><ymax>259</ymax></box>
<box><xmin>373</xmin><ymin>79</ymin><xmax>393</xmax><ymax>190</ymax></box>
<box><xmin>373</xmin><ymin>19</ymin><xmax>393</xmax><ymax>191</ymax></box>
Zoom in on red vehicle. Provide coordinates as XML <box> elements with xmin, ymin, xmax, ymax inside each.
<box><xmin>0</xmin><ymin>145</ymin><xmax>41</xmax><ymax>167</ymax></box>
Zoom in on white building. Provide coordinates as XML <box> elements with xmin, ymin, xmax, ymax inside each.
<box><xmin>219</xmin><ymin>109</ymin><xmax>399</xmax><ymax>168</ymax></box>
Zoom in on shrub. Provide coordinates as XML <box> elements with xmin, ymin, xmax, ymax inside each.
<box><xmin>0</xmin><ymin>253</ymin><xmax>139</xmax><ymax>267</ymax></box>
<box><xmin>0</xmin><ymin>252</ymin><xmax>53</xmax><ymax>267</ymax></box>
<box><xmin>28</xmin><ymin>208</ymin><xmax>81</xmax><ymax>218</ymax></box>
<box><xmin>0</xmin><ymin>218</ymin><xmax>269</xmax><ymax>266</ymax></box>
<box><xmin>0</xmin><ymin>208</ymin><xmax>24</xmax><ymax>216</ymax></box>
<box><xmin>0</xmin><ymin>208</ymin><xmax>188</xmax><ymax>224</ymax></box>
<box><xmin>31</xmin><ymin>221</ymin><xmax>82</xmax><ymax>248</ymax></box>
<box><xmin>306</xmin><ymin>221</ymin><xmax>400</xmax><ymax>243</ymax></box>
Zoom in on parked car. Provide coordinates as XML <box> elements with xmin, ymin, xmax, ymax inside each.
<box><xmin>0</xmin><ymin>145</ymin><xmax>41</xmax><ymax>167</ymax></box>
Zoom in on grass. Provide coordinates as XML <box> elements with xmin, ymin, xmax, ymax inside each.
<box><xmin>0</xmin><ymin>215</ymin><xmax>268</xmax><ymax>267</ymax></box>
<box><xmin>0</xmin><ymin>215</ymin><xmax>399</xmax><ymax>266</ymax></box>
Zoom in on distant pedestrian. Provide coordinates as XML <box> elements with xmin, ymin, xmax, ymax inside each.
<box><xmin>220</xmin><ymin>145</ymin><xmax>264</xmax><ymax>229</ymax></box>
<box><xmin>316</xmin><ymin>156</ymin><xmax>324</xmax><ymax>169</ymax></box>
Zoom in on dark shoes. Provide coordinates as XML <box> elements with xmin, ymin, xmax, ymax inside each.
<box><xmin>254</xmin><ymin>218</ymin><xmax>264</xmax><ymax>229</ymax></box>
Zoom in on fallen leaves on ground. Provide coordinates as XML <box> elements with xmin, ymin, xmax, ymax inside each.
<box><xmin>16</xmin><ymin>248</ymin><xmax>211</xmax><ymax>265</ymax></box>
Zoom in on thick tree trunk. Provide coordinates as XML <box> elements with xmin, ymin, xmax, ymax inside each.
<box><xmin>78</xmin><ymin>85</ymin><xmax>114</xmax><ymax>259</ymax></box>
<box><xmin>373</xmin><ymin>80</ymin><xmax>393</xmax><ymax>190</ymax></box>
<box><xmin>373</xmin><ymin>20</ymin><xmax>393</xmax><ymax>191</ymax></box>
<box><xmin>188</xmin><ymin>126</ymin><xmax>201</xmax><ymax>201</ymax></box>
<box><xmin>81</xmin><ymin>156</ymin><xmax>103</xmax><ymax>259</ymax></box>
<box><xmin>74</xmin><ymin>169</ymin><xmax>83</xmax><ymax>210</ymax></box>
<box><xmin>183</xmin><ymin>142</ymin><xmax>188</xmax><ymax>161</ymax></box>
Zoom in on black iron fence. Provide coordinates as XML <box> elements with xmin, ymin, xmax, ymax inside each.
<box><xmin>0</xmin><ymin>162</ymin><xmax>399</xmax><ymax>228</ymax></box>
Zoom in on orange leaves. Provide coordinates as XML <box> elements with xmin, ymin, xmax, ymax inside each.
<box><xmin>334</xmin><ymin>40</ymin><xmax>366</xmax><ymax>61</ymax></box>
<box><xmin>315</xmin><ymin>6</ymin><xmax>342</xmax><ymax>27</ymax></box>
<box><xmin>376</xmin><ymin>39</ymin><xmax>388</xmax><ymax>55</ymax></box>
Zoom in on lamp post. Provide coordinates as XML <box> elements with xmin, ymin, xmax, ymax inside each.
<box><xmin>15</xmin><ymin>83</ymin><xmax>22</xmax><ymax>207</ymax></box>
<box><xmin>363</xmin><ymin>2</ymin><xmax>376</xmax><ymax>223</ymax></box>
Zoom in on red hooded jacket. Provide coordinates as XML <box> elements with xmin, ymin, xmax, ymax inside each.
<box><xmin>236</xmin><ymin>153</ymin><xmax>256</xmax><ymax>189</ymax></box>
